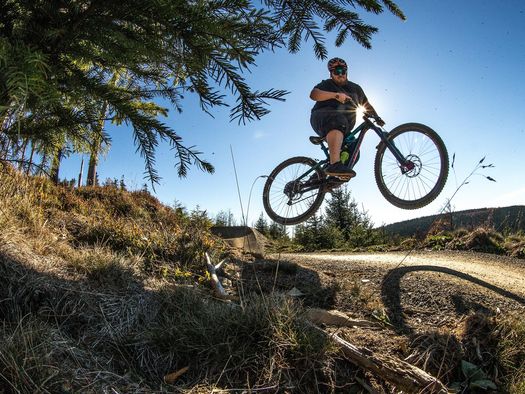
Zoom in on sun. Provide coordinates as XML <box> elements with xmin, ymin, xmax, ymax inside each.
<box><xmin>354</xmin><ymin>104</ymin><xmax>367</xmax><ymax>120</ymax></box>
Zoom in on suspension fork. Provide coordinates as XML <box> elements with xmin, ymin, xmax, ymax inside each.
<box><xmin>371</xmin><ymin>121</ymin><xmax>415</xmax><ymax>172</ymax></box>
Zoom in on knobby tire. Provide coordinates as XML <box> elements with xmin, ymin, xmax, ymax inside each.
<box><xmin>374</xmin><ymin>123</ymin><xmax>449</xmax><ymax>209</ymax></box>
<box><xmin>263</xmin><ymin>156</ymin><xmax>326</xmax><ymax>225</ymax></box>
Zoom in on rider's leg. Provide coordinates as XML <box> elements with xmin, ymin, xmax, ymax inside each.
<box><xmin>325</xmin><ymin>129</ymin><xmax>355</xmax><ymax>177</ymax></box>
<box><xmin>326</xmin><ymin>129</ymin><xmax>344</xmax><ymax>164</ymax></box>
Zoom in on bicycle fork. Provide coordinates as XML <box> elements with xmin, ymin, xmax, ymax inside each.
<box><xmin>369</xmin><ymin>121</ymin><xmax>415</xmax><ymax>173</ymax></box>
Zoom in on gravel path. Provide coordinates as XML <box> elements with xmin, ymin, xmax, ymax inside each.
<box><xmin>279</xmin><ymin>250</ymin><xmax>525</xmax><ymax>298</ymax></box>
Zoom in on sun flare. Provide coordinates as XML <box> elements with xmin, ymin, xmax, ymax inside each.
<box><xmin>354</xmin><ymin>104</ymin><xmax>367</xmax><ymax>120</ymax></box>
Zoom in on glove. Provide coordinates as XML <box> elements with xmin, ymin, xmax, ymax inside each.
<box><xmin>375</xmin><ymin>117</ymin><xmax>385</xmax><ymax>127</ymax></box>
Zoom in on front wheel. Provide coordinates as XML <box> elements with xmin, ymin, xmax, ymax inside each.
<box><xmin>374</xmin><ymin>123</ymin><xmax>449</xmax><ymax>209</ymax></box>
<box><xmin>263</xmin><ymin>156</ymin><xmax>326</xmax><ymax>225</ymax></box>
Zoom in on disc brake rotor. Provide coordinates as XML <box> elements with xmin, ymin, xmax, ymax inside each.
<box><xmin>402</xmin><ymin>154</ymin><xmax>422</xmax><ymax>178</ymax></box>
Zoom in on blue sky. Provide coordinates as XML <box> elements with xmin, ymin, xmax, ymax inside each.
<box><xmin>60</xmin><ymin>0</ymin><xmax>525</xmax><ymax>226</ymax></box>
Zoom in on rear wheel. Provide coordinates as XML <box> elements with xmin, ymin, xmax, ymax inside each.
<box><xmin>374</xmin><ymin>123</ymin><xmax>448</xmax><ymax>209</ymax></box>
<box><xmin>263</xmin><ymin>156</ymin><xmax>326</xmax><ymax>225</ymax></box>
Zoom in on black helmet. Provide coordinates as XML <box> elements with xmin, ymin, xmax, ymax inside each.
<box><xmin>327</xmin><ymin>57</ymin><xmax>347</xmax><ymax>71</ymax></box>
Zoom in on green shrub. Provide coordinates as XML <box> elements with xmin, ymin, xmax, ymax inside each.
<box><xmin>424</xmin><ymin>233</ymin><xmax>453</xmax><ymax>250</ymax></box>
<box><xmin>448</xmin><ymin>227</ymin><xmax>506</xmax><ymax>254</ymax></box>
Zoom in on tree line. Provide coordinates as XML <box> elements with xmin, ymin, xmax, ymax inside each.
<box><xmin>253</xmin><ymin>187</ymin><xmax>378</xmax><ymax>250</ymax></box>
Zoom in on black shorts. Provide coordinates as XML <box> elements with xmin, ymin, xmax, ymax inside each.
<box><xmin>310</xmin><ymin>110</ymin><xmax>356</xmax><ymax>138</ymax></box>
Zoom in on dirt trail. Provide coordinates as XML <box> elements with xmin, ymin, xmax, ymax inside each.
<box><xmin>281</xmin><ymin>250</ymin><xmax>525</xmax><ymax>298</ymax></box>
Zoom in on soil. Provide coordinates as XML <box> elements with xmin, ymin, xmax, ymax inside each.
<box><xmin>239</xmin><ymin>250</ymin><xmax>525</xmax><ymax>387</ymax></box>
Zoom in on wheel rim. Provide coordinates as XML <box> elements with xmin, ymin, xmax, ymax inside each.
<box><xmin>267</xmin><ymin>162</ymin><xmax>322</xmax><ymax>223</ymax></box>
<box><xmin>379</xmin><ymin>130</ymin><xmax>444</xmax><ymax>203</ymax></box>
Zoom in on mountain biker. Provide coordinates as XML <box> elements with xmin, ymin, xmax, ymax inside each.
<box><xmin>310</xmin><ymin>57</ymin><xmax>384</xmax><ymax>177</ymax></box>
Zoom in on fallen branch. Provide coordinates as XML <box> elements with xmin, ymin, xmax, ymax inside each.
<box><xmin>205</xmin><ymin>252</ymin><xmax>236</xmax><ymax>301</ymax></box>
<box><xmin>305</xmin><ymin>308</ymin><xmax>380</xmax><ymax>328</ymax></box>
<box><xmin>309</xmin><ymin>323</ymin><xmax>448</xmax><ymax>393</ymax></box>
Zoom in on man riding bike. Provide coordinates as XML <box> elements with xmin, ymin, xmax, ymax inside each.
<box><xmin>310</xmin><ymin>57</ymin><xmax>384</xmax><ymax>177</ymax></box>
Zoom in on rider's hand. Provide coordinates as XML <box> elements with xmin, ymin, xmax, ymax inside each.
<box><xmin>334</xmin><ymin>93</ymin><xmax>351</xmax><ymax>104</ymax></box>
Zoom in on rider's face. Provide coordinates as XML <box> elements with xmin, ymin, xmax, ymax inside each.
<box><xmin>331</xmin><ymin>68</ymin><xmax>347</xmax><ymax>85</ymax></box>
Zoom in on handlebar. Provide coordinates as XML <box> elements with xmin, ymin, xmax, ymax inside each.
<box><xmin>363</xmin><ymin>112</ymin><xmax>385</xmax><ymax>127</ymax></box>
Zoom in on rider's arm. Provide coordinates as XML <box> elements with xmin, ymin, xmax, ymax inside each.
<box><xmin>310</xmin><ymin>88</ymin><xmax>347</xmax><ymax>103</ymax></box>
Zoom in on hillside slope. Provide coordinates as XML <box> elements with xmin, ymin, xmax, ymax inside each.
<box><xmin>0</xmin><ymin>166</ymin><xmax>345</xmax><ymax>392</ymax></box>
<box><xmin>382</xmin><ymin>205</ymin><xmax>525</xmax><ymax>237</ymax></box>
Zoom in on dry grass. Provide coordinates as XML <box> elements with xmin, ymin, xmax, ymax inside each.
<box><xmin>405</xmin><ymin>313</ymin><xmax>525</xmax><ymax>392</ymax></box>
<box><xmin>400</xmin><ymin>225</ymin><xmax>525</xmax><ymax>258</ymax></box>
<box><xmin>2</xmin><ymin>165</ymin><xmax>524</xmax><ymax>392</ymax></box>
<box><xmin>0</xmin><ymin>166</ymin><xmax>343</xmax><ymax>392</ymax></box>
<box><xmin>493</xmin><ymin>315</ymin><xmax>525</xmax><ymax>393</ymax></box>
<box><xmin>406</xmin><ymin>328</ymin><xmax>464</xmax><ymax>384</ymax></box>
<box><xmin>0</xmin><ymin>247</ymin><xmax>338</xmax><ymax>391</ymax></box>
<box><xmin>0</xmin><ymin>162</ymin><xmax>227</xmax><ymax>272</ymax></box>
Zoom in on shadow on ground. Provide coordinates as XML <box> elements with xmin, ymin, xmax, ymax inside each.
<box><xmin>239</xmin><ymin>258</ymin><xmax>340</xmax><ymax>309</ymax></box>
<box><xmin>381</xmin><ymin>264</ymin><xmax>525</xmax><ymax>334</ymax></box>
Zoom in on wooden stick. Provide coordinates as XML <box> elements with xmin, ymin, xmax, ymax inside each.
<box><xmin>308</xmin><ymin>323</ymin><xmax>448</xmax><ymax>394</ymax></box>
<box><xmin>305</xmin><ymin>308</ymin><xmax>381</xmax><ymax>328</ymax></box>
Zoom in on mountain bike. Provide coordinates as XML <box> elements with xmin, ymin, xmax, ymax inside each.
<box><xmin>262</xmin><ymin>113</ymin><xmax>449</xmax><ymax>225</ymax></box>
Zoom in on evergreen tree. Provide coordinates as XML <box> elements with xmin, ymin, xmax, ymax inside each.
<box><xmin>325</xmin><ymin>187</ymin><xmax>360</xmax><ymax>240</ymax></box>
<box><xmin>0</xmin><ymin>1</ymin><xmax>404</xmax><ymax>183</ymax></box>
<box><xmin>325</xmin><ymin>186</ymin><xmax>375</xmax><ymax>247</ymax></box>
<box><xmin>254</xmin><ymin>213</ymin><xmax>269</xmax><ymax>236</ymax></box>
<box><xmin>215</xmin><ymin>209</ymin><xmax>236</xmax><ymax>226</ymax></box>
<box><xmin>119</xmin><ymin>176</ymin><xmax>127</xmax><ymax>191</ymax></box>
<box><xmin>295</xmin><ymin>214</ymin><xmax>339</xmax><ymax>251</ymax></box>
<box><xmin>268</xmin><ymin>222</ymin><xmax>287</xmax><ymax>240</ymax></box>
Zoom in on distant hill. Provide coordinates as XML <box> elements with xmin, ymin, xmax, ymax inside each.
<box><xmin>381</xmin><ymin>205</ymin><xmax>525</xmax><ymax>237</ymax></box>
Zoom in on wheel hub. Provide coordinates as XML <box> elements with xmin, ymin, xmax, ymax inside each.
<box><xmin>284</xmin><ymin>180</ymin><xmax>303</xmax><ymax>203</ymax></box>
<box><xmin>402</xmin><ymin>154</ymin><xmax>422</xmax><ymax>178</ymax></box>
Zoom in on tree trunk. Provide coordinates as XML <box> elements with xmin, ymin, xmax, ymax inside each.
<box><xmin>78</xmin><ymin>156</ymin><xmax>84</xmax><ymax>187</ymax></box>
<box><xmin>50</xmin><ymin>147</ymin><xmax>63</xmax><ymax>184</ymax></box>
<box><xmin>86</xmin><ymin>149</ymin><xmax>98</xmax><ymax>186</ymax></box>
<box><xmin>18</xmin><ymin>137</ymin><xmax>29</xmax><ymax>171</ymax></box>
<box><xmin>39</xmin><ymin>151</ymin><xmax>48</xmax><ymax>176</ymax></box>
<box><xmin>26</xmin><ymin>141</ymin><xmax>35</xmax><ymax>175</ymax></box>
<box><xmin>86</xmin><ymin>101</ymin><xmax>108</xmax><ymax>186</ymax></box>
<box><xmin>0</xmin><ymin>135</ymin><xmax>8</xmax><ymax>160</ymax></box>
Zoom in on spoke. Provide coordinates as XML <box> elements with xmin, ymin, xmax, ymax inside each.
<box><xmin>377</xmin><ymin>129</ymin><xmax>445</xmax><ymax>203</ymax></box>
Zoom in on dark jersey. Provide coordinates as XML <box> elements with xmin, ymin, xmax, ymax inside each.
<box><xmin>311</xmin><ymin>78</ymin><xmax>369</xmax><ymax>113</ymax></box>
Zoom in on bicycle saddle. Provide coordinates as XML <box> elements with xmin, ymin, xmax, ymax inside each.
<box><xmin>309</xmin><ymin>136</ymin><xmax>324</xmax><ymax>145</ymax></box>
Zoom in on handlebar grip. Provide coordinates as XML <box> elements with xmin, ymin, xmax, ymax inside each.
<box><xmin>364</xmin><ymin>112</ymin><xmax>385</xmax><ymax>126</ymax></box>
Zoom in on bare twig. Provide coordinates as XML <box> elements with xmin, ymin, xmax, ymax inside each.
<box><xmin>205</xmin><ymin>252</ymin><xmax>237</xmax><ymax>301</ymax></box>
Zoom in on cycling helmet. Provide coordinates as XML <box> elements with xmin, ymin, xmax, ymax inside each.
<box><xmin>327</xmin><ymin>57</ymin><xmax>347</xmax><ymax>72</ymax></box>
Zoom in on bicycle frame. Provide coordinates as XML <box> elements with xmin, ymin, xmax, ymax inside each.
<box><xmin>321</xmin><ymin>116</ymin><xmax>413</xmax><ymax>170</ymax></box>
<box><xmin>292</xmin><ymin>116</ymin><xmax>415</xmax><ymax>194</ymax></box>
